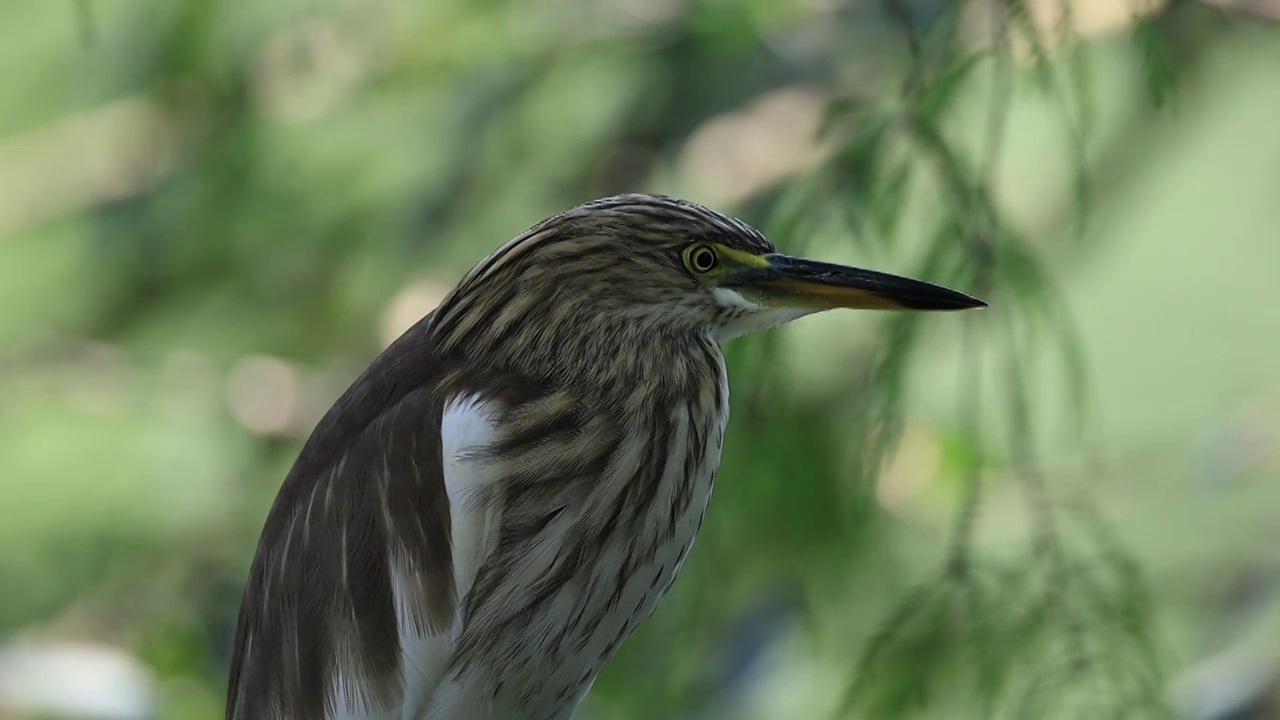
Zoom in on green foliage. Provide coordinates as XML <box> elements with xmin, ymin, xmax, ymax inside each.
<box><xmin>746</xmin><ymin>1</ymin><xmax>1200</xmax><ymax>717</ymax></box>
<box><xmin>0</xmin><ymin>0</ymin><xmax>1241</xmax><ymax>717</ymax></box>
<box><xmin>1133</xmin><ymin>13</ymin><xmax>1179</xmax><ymax>108</ymax></box>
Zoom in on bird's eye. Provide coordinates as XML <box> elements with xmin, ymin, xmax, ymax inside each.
<box><xmin>686</xmin><ymin>244</ymin><xmax>718</xmax><ymax>273</ymax></box>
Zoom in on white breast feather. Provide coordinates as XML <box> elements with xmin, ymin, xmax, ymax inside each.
<box><xmin>331</xmin><ymin>394</ymin><xmax>503</xmax><ymax>720</ymax></box>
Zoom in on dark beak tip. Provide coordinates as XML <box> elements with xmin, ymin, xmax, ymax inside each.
<box><xmin>900</xmin><ymin>290</ymin><xmax>987</xmax><ymax>311</ymax></box>
<box><xmin>941</xmin><ymin>286</ymin><xmax>987</xmax><ymax>310</ymax></box>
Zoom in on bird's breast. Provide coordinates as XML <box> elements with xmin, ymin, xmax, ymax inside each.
<box><xmin>434</xmin><ymin>365</ymin><xmax>728</xmax><ymax>720</ymax></box>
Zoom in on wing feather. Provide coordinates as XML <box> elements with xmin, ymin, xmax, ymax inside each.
<box><xmin>227</xmin><ymin>314</ymin><xmax>538</xmax><ymax>720</ymax></box>
<box><xmin>228</xmin><ymin>317</ymin><xmax>460</xmax><ymax>720</ymax></box>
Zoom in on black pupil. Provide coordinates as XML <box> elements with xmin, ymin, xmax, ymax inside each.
<box><xmin>694</xmin><ymin>249</ymin><xmax>714</xmax><ymax>270</ymax></box>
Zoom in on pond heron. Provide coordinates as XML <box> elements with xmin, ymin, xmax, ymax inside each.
<box><xmin>226</xmin><ymin>193</ymin><xmax>985</xmax><ymax>720</ymax></box>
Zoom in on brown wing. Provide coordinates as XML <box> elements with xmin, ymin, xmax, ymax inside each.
<box><xmin>226</xmin><ymin>317</ymin><xmax>457</xmax><ymax>720</ymax></box>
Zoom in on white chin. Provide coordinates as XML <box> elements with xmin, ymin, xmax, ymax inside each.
<box><xmin>710</xmin><ymin>287</ymin><xmax>816</xmax><ymax>340</ymax></box>
<box><xmin>714</xmin><ymin>307</ymin><xmax>817</xmax><ymax>340</ymax></box>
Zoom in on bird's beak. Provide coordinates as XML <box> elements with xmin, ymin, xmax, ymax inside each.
<box><xmin>729</xmin><ymin>253</ymin><xmax>987</xmax><ymax>311</ymax></box>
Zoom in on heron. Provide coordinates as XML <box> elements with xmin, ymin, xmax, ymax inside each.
<box><xmin>226</xmin><ymin>193</ymin><xmax>985</xmax><ymax>720</ymax></box>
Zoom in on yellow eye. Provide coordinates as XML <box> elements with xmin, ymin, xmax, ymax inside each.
<box><xmin>686</xmin><ymin>244</ymin><xmax>718</xmax><ymax>273</ymax></box>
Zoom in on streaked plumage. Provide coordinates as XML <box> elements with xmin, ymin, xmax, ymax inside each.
<box><xmin>227</xmin><ymin>194</ymin><xmax>984</xmax><ymax>720</ymax></box>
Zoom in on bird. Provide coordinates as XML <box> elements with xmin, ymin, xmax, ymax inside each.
<box><xmin>225</xmin><ymin>193</ymin><xmax>985</xmax><ymax>720</ymax></box>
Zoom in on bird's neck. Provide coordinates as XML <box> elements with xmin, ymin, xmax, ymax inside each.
<box><xmin>520</xmin><ymin>328</ymin><xmax>721</xmax><ymax>406</ymax></box>
<box><xmin>436</xmin><ymin>312</ymin><xmax>718</xmax><ymax>408</ymax></box>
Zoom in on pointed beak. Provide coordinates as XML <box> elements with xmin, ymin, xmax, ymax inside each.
<box><xmin>728</xmin><ymin>253</ymin><xmax>987</xmax><ymax>311</ymax></box>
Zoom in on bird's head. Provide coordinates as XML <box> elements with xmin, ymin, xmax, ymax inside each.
<box><xmin>431</xmin><ymin>194</ymin><xmax>984</xmax><ymax>373</ymax></box>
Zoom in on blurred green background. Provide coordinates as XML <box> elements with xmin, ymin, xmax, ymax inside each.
<box><xmin>1</xmin><ymin>0</ymin><xmax>1278</xmax><ymax>718</ymax></box>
